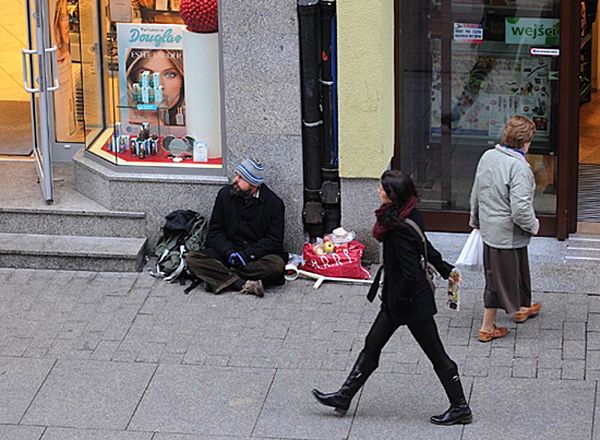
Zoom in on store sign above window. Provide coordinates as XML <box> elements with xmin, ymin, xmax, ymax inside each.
<box><xmin>505</xmin><ymin>18</ymin><xmax>560</xmax><ymax>46</ymax></box>
<box><xmin>454</xmin><ymin>23</ymin><xmax>483</xmax><ymax>44</ymax></box>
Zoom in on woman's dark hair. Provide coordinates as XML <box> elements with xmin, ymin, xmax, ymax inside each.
<box><xmin>379</xmin><ymin>170</ymin><xmax>418</xmax><ymax>225</ymax></box>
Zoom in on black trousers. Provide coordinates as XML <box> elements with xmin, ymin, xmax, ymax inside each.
<box><xmin>186</xmin><ymin>250</ymin><xmax>285</xmax><ymax>294</ymax></box>
<box><xmin>363</xmin><ymin>310</ymin><xmax>455</xmax><ymax>372</ymax></box>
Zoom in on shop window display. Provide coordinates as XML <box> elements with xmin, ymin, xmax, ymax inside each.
<box><xmin>87</xmin><ymin>0</ymin><xmax>222</xmax><ymax>169</ymax></box>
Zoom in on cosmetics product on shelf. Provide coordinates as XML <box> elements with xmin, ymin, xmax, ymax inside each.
<box><xmin>153</xmin><ymin>72</ymin><xmax>160</xmax><ymax>89</ymax></box>
<box><xmin>155</xmin><ymin>85</ymin><xmax>163</xmax><ymax>104</ymax></box>
<box><xmin>141</xmin><ymin>71</ymin><xmax>150</xmax><ymax>88</ymax></box>
<box><xmin>175</xmin><ymin>107</ymin><xmax>184</xmax><ymax>125</ymax></box>
<box><xmin>193</xmin><ymin>140</ymin><xmax>208</xmax><ymax>162</ymax></box>
<box><xmin>130</xmin><ymin>137</ymin><xmax>138</xmax><ymax>155</ymax></box>
<box><xmin>141</xmin><ymin>86</ymin><xmax>150</xmax><ymax>104</ymax></box>
<box><xmin>132</xmin><ymin>84</ymin><xmax>141</xmax><ymax>103</ymax></box>
<box><xmin>142</xmin><ymin>122</ymin><xmax>150</xmax><ymax>140</ymax></box>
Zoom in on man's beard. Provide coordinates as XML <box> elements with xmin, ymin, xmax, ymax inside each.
<box><xmin>230</xmin><ymin>183</ymin><xmax>252</xmax><ymax>197</ymax></box>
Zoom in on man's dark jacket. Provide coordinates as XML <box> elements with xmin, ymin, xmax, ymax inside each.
<box><xmin>205</xmin><ymin>184</ymin><xmax>287</xmax><ymax>263</ymax></box>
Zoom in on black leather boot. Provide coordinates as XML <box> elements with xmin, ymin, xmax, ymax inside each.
<box><xmin>312</xmin><ymin>351</ymin><xmax>378</xmax><ymax>415</ymax></box>
<box><xmin>430</xmin><ymin>366</ymin><xmax>473</xmax><ymax>425</ymax></box>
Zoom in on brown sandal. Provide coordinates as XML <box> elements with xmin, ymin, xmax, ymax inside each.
<box><xmin>514</xmin><ymin>303</ymin><xmax>542</xmax><ymax>323</ymax></box>
<box><xmin>479</xmin><ymin>326</ymin><xmax>508</xmax><ymax>343</ymax></box>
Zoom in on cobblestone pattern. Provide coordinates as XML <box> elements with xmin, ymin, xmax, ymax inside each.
<box><xmin>2</xmin><ymin>268</ymin><xmax>600</xmax><ymax>382</ymax></box>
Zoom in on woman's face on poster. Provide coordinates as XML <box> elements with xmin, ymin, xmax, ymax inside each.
<box><xmin>132</xmin><ymin>53</ymin><xmax>183</xmax><ymax>107</ymax></box>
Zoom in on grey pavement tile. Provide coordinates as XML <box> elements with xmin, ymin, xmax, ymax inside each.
<box><xmin>489</xmin><ymin>347</ymin><xmax>514</xmax><ymax>367</ymax></box>
<box><xmin>588</xmin><ymin>314</ymin><xmax>600</xmax><ymax>332</ymax></box>
<box><xmin>537</xmin><ymin>349</ymin><xmax>563</xmax><ymax>369</ymax></box>
<box><xmin>537</xmin><ymin>368</ymin><xmax>562</xmax><ymax>379</ymax></box>
<box><xmin>586</xmin><ymin>369</ymin><xmax>600</xmax><ymax>381</ymax></box>
<box><xmin>590</xmin><ymin>297</ymin><xmax>600</xmax><ymax>313</ymax></box>
<box><xmin>129</xmin><ymin>365</ymin><xmax>274</xmax><ymax>436</ymax></box>
<box><xmin>90</xmin><ymin>340</ymin><xmax>120</xmax><ymax>361</ymax></box>
<box><xmin>0</xmin><ymin>357</ymin><xmax>55</xmax><ymax>423</ymax></box>
<box><xmin>21</xmin><ymin>359</ymin><xmax>156</xmax><ymax>429</ymax></box>
<box><xmin>348</xmin><ymin>372</ymin><xmax>470</xmax><ymax>440</ymax></box>
<box><xmin>590</xmin><ymin>351</ymin><xmax>600</xmax><ymax>371</ymax></box>
<box><xmin>158</xmin><ymin>353</ymin><xmax>184</xmax><ymax>364</ymax></box>
<box><xmin>488</xmin><ymin>366</ymin><xmax>513</xmax><ymax>378</ymax></box>
<box><xmin>563</xmin><ymin>340</ymin><xmax>586</xmax><ymax>359</ymax></box>
<box><xmin>512</xmin><ymin>358</ymin><xmax>537</xmax><ymax>378</ymax></box>
<box><xmin>445</xmin><ymin>326</ymin><xmax>470</xmax><ymax>346</ymax></box>
<box><xmin>254</xmin><ymin>369</ymin><xmax>354</xmax><ymax>439</ymax></box>
<box><xmin>588</xmin><ymin>332</ymin><xmax>600</xmax><ymax>351</ymax></box>
<box><xmin>464</xmin><ymin>378</ymin><xmax>594</xmax><ymax>440</ymax></box>
<box><xmin>153</xmin><ymin>435</ymin><xmax>254</xmax><ymax>440</ymax></box>
<box><xmin>538</xmin><ymin>329</ymin><xmax>563</xmax><ymax>349</ymax></box>
<box><xmin>0</xmin><ymin>425</ymin><xmax>45</xmax><ymax>440</ymax></box>
<box><xmin>514</xmin><ymin>339</ymin><xmax>541</xmax><ymax>358</ymax></box>
<box><xmin>515</xmin><ymin>322</ymin><xmax>541</xmax><ymax>339</ymax></box>
<box><xmin>41</xmin><ymin>428</ymin><xmax>152</xmax><ymax>440</ymax></box>
<box><xmin>1</xmin><ymin>337</ymin><xmax>32</xmax><ymax>356</ymax></box>
<box><xmin>564</xmin><ymin>321</ymin><xmax>586</xmax><ymax>341</ymax></box>
<box><xmin>566</xmin><ymin>303</ymin><xmax>588</xmax><ymax>321</ymax></box>
<box><xmin>464</xmin><ymin>356</ymin><xmax>490</xmax><ymax>377</ymax></box>
<box><xmin>562</xmin><ymin>359</ymin><xmax>586</xmax><ymax>380</ymax></box>
<box><xmin>465</xmin><ymin>341</ymin><xmax>491</xmax><ymax>357</ymax></box>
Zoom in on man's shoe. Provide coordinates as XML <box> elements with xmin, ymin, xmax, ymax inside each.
<box><xmin>514</xmin><ymin>303</ymin><xmax>542</xmax><ymax>323</ymax></box>
<box><xmin>240</xmin><ymin>280</ymin><xmax>265</xmax><ymax>297</ymax></box>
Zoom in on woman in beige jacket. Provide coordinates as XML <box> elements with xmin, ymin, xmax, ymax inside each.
<box><xmin>469</xmin><ymin>116</ymin><xmax>542</xmax><ymax>342</ymax></box>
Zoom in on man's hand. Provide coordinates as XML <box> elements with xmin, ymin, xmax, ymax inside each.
<box><xmin>227</xmin><ymin>252</ymin><xmax>247</xmax><ymax>268</ymax></box>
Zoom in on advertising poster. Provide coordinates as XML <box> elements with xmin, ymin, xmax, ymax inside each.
<box><xmin>117</xmin><ymin>23</ymin><xmax>186</xmax><ymax>137</ymax></box>
<box><xmin>431</xmin><ymin>44</ymin><xmax>552</xmax><ymax>144</ymax></box>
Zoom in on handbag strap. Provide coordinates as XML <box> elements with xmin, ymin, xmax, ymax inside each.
<box><xmin>404</xmin><ymin>218</ymin><xmax>429</xmax><ymax>266</ymax></box>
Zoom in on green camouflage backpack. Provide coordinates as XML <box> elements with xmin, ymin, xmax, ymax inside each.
<box><xmin>150</xmin><ymin>210</ymin><xmax>208</xmax><ymax>282</ymax></box>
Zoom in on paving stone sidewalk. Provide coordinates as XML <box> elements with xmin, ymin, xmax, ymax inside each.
<box><xmin>1</xmin><ymin>244</ymin><xmax>600</xmax><ymax>439</ymax></box>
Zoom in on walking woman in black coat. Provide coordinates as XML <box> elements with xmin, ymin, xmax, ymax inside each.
<box><xmin>312</xmin><ymin>171</ymin><xmax>472</xmax><ymax>425</ymax></box>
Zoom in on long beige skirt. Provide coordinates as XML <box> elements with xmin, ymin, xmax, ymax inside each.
<box><xmin>483</xmin><ymin>244</ymin><xmax>531</xmax><ymax>314</ymax></box>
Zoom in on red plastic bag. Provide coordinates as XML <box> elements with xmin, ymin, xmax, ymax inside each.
<box><xmin>299</xmin><ymin>240</ymin><xmax>371</xmax><ymax>279</ymax></box>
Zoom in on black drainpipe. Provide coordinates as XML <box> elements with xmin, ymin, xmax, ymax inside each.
<box><xmin>319</xmin><ymin>0</ymin><xmax>340</xmax><ymax>234</ymax></box>
<box><xmin>298</xmin><ymin>0</ymin><xmax>340</xmax><ymax>240</ymax></box>
<box><xmin>298</xmin><ymin>0</ymin><xmax>324</xmax><ymax>240</ymax></box>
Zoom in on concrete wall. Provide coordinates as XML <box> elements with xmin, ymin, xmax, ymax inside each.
<box><xmin>220</xmin><ymin>0</ymin><xmax>305</xmax><ymax>253</ymax></box>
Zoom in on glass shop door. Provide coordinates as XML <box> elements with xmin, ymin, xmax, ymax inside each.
<box><xmin>21</xmin><ymin>0</ymin><xmax>59</xmax><ymax>202</ymax></box>
<box><xmin>395</xmin><ymin>0</ymin><xmax>561</xmax><ymax>235</ymax></box>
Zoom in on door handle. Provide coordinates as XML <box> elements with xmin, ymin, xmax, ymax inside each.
<box><xmin>21</xmin><ymin>48</ymin><xmax>39</xmax><ymax>93</ymax></box>
<box><xmin>45</xmin><ymin>46</ymin><xmax>60</xmax><ymax>92</ymax></box>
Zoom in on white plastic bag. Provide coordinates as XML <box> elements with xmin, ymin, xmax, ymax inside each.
<box><xmin>455</xmin><ymin>229</ymin><xmax>484</xmax><ymax>271</ymax></box>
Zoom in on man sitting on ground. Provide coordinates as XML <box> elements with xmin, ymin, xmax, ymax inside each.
<box><xmin>186</xmin><ymin>158</ymin><xmax>287</xmax><ymax>297</ymax></box>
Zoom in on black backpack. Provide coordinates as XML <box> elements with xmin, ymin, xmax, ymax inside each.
<box><xmin>150</xmin><ymin>210</ymin><xmax>208</xmax><ymax>282</ymax></box>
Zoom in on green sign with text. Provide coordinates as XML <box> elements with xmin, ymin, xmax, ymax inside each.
<box><xmin>505</xmin><ymin>18</ymin><xmax>560</xmax><ymax>46</ymax></box>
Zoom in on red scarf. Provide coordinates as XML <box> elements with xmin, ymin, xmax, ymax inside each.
<box><xmin>372</xmin><ymin>195</ymin><xmax>418</xmax><ymax>242</ymax></box>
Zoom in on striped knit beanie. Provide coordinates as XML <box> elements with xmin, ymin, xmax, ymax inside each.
<box><xmin>235</xmin><ymin>158</ymin><xmax>265</xmax><ymax>187</ymax></box>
